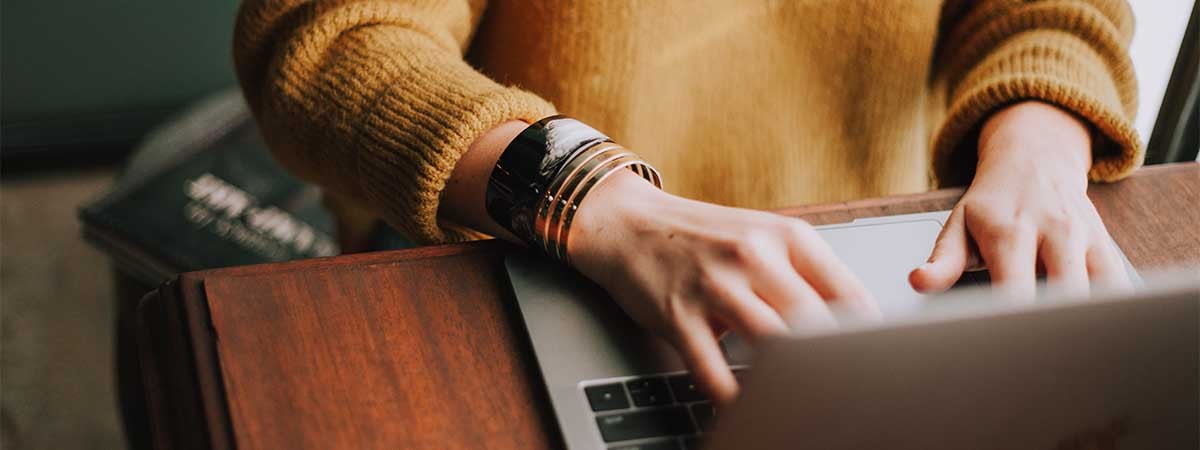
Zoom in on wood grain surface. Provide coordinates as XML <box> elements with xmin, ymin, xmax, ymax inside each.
<box><xmin>140</xmin><ymin>163</ymin><xmax>1200</xmax><ymax>450</ymax></box>
<box><xmin>203</xmin><ymin>253</ymin><xmax>561</xmax><ymax>449</ymax></box>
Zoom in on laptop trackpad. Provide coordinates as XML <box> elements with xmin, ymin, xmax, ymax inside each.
<box><xmin>723</xmin><ymin>218</ymin><xmax>948</xmax><ymax>364</ymax></box>
<box><xmin>819</xmin><ymin>218</ymin><xmax>946</xmax><ymax>316</ymax></box>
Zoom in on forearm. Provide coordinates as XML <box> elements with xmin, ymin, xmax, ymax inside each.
<box><xmin>234</xmin><ymin>0</ymin><xmax>555</xmax><ymax>244</ymax></box>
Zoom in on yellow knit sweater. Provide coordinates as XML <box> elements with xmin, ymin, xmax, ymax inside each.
<box><xmin>234</xmin><ymin>0</ymin><xmax>1141</xmax><ymax>244</ymax></box>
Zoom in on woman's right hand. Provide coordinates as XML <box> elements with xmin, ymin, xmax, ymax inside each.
<box><xmin>568</xmin><ymin>170</ymin><xmax>879</xmax><ymax>405</ymax></box>
<box><xmin>444</xmin><ymin>121</ymin><xmax>877</xmax><ymax>404</ymax></box>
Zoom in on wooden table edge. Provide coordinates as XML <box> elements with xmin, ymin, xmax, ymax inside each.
<box><xmin>137</xmin><ymin>276</ymin><xmax>237</xmax><ymax>450</ymax></box>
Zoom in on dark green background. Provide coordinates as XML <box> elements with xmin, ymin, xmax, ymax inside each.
<box><xmin>1</xmin><ymin>1</ymin><xmax>240</xmax><ymax>124</ymax></box>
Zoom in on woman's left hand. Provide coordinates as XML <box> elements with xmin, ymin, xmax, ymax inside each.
<box><xmin>909</xmin><ymin>101</ymin><xmax>1132</xmax><ymax>297</ymax></box>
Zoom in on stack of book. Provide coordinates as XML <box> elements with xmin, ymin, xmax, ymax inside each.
<box><xmin>79</xmin><ymin>90</ymin><xmax>407</xmax><ymax>286</ymax></box>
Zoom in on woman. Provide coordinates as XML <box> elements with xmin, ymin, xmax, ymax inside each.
<box><xmin>234</xmin><ymin>0</ymin><xmax>1140</xmax><ymax>403</ymax></box>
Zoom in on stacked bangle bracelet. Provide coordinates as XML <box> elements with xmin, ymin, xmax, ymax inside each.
<box><xmin>485</xmin><ymin>116</ymin><xmax>661</xmax><ymax>264</ymax></box>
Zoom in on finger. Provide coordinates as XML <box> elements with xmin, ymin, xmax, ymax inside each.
<box><xmin>751</xmin><ymin>264</ymin><xmax>843</xmax><ymax>330</ymax></box>
<box><xmin>978</xmin><ymin>224</ymin><xmax>1038</xmax><ymax>299</ymax></box>
<box><xmin>910</xmin><ymin>207</ymin><xmax>976</xmax><ymax>293</ymax></box>
<box><xmin>784</xmin><ymin>225</ymin><xmax>879</xmax><ymax>316</ymax></box>
<box><xmin>1039</xmin><ymin>235</ymin><xmax>1090</xmax><ymax>297</ymax></box>
<box><xmin>673</xmin><ymin>316</ymin><xmax>739</xmax><ymax>405</ymax></box>
<box><xmin>695</xmin><ymin>269</ymin><xmax>788</xmax><ymax>340</ymax></box>
<box><xmin>1087</xmin><ymin>236</ymin><xmax>1133</xmax><ymax>291</ymax></box>
<box><xmin>709</xmin><ymin>287</ymin><xmax>790</xmax><ymax>342</ymax></box>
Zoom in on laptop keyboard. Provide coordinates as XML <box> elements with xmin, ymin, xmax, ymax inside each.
<box><xmin>582</xmin><ymin>368</ymin><xmax>747</xmax><ymax>449</ymax></box>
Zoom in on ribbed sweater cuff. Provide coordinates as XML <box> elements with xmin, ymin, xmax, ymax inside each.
<box><xmin>933</xmin><ymin>30</ymin><xmax>1142</xmax><ymax>186</ymax></box>
<box><xmin>355</xmin><ymin>79</ymin><xmax>556</xmax><ymax>244</ymax></box>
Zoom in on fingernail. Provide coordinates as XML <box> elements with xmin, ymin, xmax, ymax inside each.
<box><xmin>915</xmin><ymin>262</ymin><xmax>931</xmax><ymax>272</ymax></box>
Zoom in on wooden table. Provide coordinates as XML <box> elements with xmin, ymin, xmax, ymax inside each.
<box><xmin>136</xmin><ymin>163</ymin><xmax>1200</xmax><ymax>450</ymax></box>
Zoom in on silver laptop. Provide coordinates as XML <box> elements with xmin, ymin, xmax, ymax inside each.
<box><xmin>504</xmin><ymin>211</ymin><xmax>1183</xmax><ymax>450</ymax></box>
<box><xmin>704</xmin><ymin>273</ymin><xmax>1199</xmax><ymax>450</ymax></box>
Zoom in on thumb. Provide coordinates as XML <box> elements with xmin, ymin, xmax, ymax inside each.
<box><xmin>909</xmin><ymin>208</ymin><xmax>970</xmax><ymax>293</ymax></box>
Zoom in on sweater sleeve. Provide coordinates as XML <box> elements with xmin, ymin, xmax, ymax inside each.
<box><xmin>234</xmin><ymin>0</ymin><xmax>556</xmax><ymax>244</ymax></box>
<box><xmin>931</xmin><ymin>0</ymin><xmax>1141</xmax><ymax>187</ymax></box>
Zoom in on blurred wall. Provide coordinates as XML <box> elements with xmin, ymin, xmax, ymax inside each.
<box><xmin>1</xmin><ymin>1</ymin><xmax>240</xmax><ymax>124</ymax></box>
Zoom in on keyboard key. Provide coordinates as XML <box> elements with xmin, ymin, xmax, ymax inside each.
<box><xmin>586</xmin><ymin>383</ymin><xmax>631</xmax><ymax>412</ymax></box>
<box><xmin>667</xmin><ymin>375</ymin><xmax>706</xmax><ymax>403</ymax></box>
<box><xmin>610</xmin><ymin>440</ymin><xmax>682</xmax><ymax>450</ymax></box>
<box><xmin>626</xmin><ymin>377</ymin><xmax>673</xmax><ymax>407</ymax></box>
<box><xmin>595</xmin><ymin>406</ymin><xmax>696</xmax><ymax>442</ymax></box>
<box><xmin>689</xmin><ymin>402</ymin><xmax>716</xmax><ymax>431</ymax></box>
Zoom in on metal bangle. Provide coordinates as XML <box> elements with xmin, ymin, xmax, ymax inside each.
<box><xmin>542</xmin><ymin>149</ymin><xmax>638</xmax><ymax>258</ymax></box>
<box><xmin>535</xmin><ymin>142</ymin><xmax>626</xmax><ymax>254</ymax></box>
<box><xmin>483</xmin><ymin>114</ymin><xmax>661</xmax><ymax>263</ymax></box>
<box><xmin>486</xmin><ymin>116</ymin><xmax>612</xmax><ymax>246</ymax></box>
<box><xmin>552</xmin><ymin>157</ymin><xmax>660</xmax><ymax>263</ymax></box>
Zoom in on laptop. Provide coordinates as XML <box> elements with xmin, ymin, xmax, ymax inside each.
<box><xmin>705</xmin><ymin>272</ymin><xmax>1199</xmax><ymax>450</ymax></box>
<box><xmin>502</xmin><ymin>210</ymin><xmax>1191</xmax><ymax>449</ymax></box>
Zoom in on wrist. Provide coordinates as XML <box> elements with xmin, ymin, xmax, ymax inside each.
<box><xmin>977</xmin><ymin>101</ymin><xmax>1092</xmax><ymax>179</ymax></box>
<box><xmin>567</xmin><ymin>169</ymin><xmax>672</xmax><ymax>267</ymax></box>
<box><xmin>480</xmin><ymin>116</ymin><xmax>661</xmax><ymax>260</ymax></box>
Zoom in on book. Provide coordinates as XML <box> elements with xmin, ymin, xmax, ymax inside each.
<box><xmin>79</xmin><ymin>90</ymin><xmax>406</xmax><ymax>286</ymax></box>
